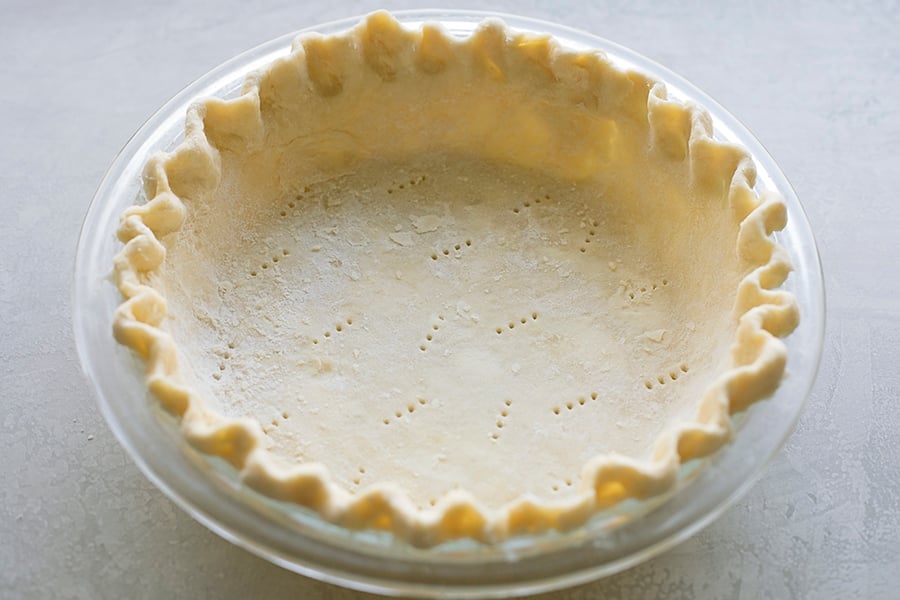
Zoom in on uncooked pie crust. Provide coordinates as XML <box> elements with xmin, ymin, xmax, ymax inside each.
<box><xmin>112</xmin><ymin>12</ymin><xmax>799</xmax><ymax>547</ymax></box>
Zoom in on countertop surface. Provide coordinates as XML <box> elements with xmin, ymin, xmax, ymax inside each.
<box><xmin>2</xmin><ymin>0</ymin><xmax>898</xmax><ymax>598</ymax></box>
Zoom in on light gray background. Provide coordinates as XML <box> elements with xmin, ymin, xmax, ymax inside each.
<box><xmin>2</xmin><ymin>0</ymin><xmax>898</xmax><ymax>598</ymax></box>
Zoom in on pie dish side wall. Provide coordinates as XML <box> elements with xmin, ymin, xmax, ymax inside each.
<box><xmin>110</xmin><ymin>11</ymin><xmax>799</xmax><ymax>547</ymax></box>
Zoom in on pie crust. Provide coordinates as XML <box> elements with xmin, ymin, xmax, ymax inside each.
<box><xmin>112</xmin><ymin>12</ymin><xmax>799</xmax><ymax>547</ymax></box>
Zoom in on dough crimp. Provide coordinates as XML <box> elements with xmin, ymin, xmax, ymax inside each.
<box><xmin>112</xmin><ymin>11</ymin><xmax>799</xmax><ymax>547</ymax></box>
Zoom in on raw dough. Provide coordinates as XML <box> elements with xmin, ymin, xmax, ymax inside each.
<box><xmin>113</xmin><ymin>12</ymin><xmax>799</xmax><ymax>546</ymax></box>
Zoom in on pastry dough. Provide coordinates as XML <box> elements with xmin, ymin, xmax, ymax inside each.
<box><xmin>112</xmin><ymin>12</ymin><xmax>799</xmax><ymax>547</ymax></box>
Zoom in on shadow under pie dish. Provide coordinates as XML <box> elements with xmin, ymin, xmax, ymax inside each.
<box><xmin>109</xmin><ymin>10</ymin><xmax>800</xmax><ymax>550</ymax></box>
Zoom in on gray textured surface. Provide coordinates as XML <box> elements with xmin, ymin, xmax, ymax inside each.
<box><xmin>2</xmin><ymin>0</ymin><xmax>898</xmax><ymax>598</ymax></box>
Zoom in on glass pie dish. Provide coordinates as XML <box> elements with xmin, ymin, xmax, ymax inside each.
<box><xmin>74</xmin><ymin>10</ymin><xmax>824</xmax><ymax>597</ymax></box>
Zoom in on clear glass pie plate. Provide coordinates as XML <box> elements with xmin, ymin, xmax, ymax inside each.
<box><xmin>73</xmin><ymin>10</ymin><xmax>825</xmax><ymax>598</ymax></box>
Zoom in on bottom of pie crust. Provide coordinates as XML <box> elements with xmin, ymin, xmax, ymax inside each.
<box><xmin>160</xmin><ymin>153</ymin><xmax>740</xmax><ymax>509</ymax></box>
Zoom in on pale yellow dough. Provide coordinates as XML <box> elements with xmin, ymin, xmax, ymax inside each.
<box><xmin>112</xmin><ymin>12</ymin><xmax>799</xmax><ymax>546</ymax></box>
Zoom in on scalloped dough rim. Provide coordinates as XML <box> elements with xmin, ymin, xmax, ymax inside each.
<box><xmin>111</xmin><ymin>11</ymin><xmax>799</xmax><ymax>548</ymax></box>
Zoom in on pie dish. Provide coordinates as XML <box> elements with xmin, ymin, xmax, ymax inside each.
<box><xmin>78</xmin><ymin>11</ymin><xmax>823</xmax><ymax>593</ymax></box>
<box><xmin>109</xmin><ymin>11</ymin><xmax>799</xmax><ymax>547</ymax></box>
